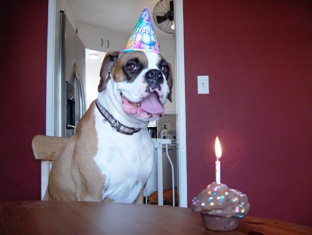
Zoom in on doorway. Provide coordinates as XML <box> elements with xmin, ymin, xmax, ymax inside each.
<box><xmin>45</xmin><ymin>0</ymin><xmax>187</xmax><ymax>207</ymax></box>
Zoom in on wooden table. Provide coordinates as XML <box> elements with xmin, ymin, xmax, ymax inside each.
<box><xmin>0</xmin><ymin>201</ymin><xmax>311</xmax><ymax>235</ymax></box>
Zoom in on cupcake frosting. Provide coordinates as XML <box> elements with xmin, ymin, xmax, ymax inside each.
<box><xmin>191</xmin><ymin>182</ymin><xmax>250</xmax><ymax>218</ymax></box>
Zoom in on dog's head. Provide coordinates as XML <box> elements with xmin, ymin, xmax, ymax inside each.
<box><xmin>98</xmin><ymin>51</ymin><xmax>173</xmax><ymax>122</ymax></box>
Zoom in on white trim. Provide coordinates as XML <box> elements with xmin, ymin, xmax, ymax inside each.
<box><xmin>175</xmin><ymin>0</ymin><xmax>188</xmax><ymax>208</ymax></box>
<box><xmin>43</xmin><ymin>0</ymin><xmax>58</xmax><ymax>199</ymax></box>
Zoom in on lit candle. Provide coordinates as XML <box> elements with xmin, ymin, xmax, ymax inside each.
<box><xmin>214</xmin><ymin>137</ymin><xmax>222</xmax><ymax>184</ymax></box>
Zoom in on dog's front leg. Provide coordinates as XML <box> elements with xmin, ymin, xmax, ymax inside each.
<box><xmin>73</xmin><ymin>169</ymin><xmax>106</xmax><ymax>202</ymax></box>
<box><xmin>75</xmin><ymin>182</ymin><xmax>103</xmax><ymax>202</ymax></box>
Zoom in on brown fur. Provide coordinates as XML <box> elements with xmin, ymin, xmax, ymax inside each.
<box><xmin>98</xmin><ymin>51</ymin><xmax>119</xmax><ymax>92</ymax></box>
<box><xmin>98</xmin><ymin>51</ymin><xmax>150</xmax><ymax>91</ymax></box>
<box><xmin>46</xmin><ymin>103</ymin><xmax>106</xmax><ymax>201</ymax></box>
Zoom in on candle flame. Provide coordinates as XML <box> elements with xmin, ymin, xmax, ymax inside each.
<box><xmin>215</xmin><ymin>136</ymin><xmax>222</xmax><ymax>159</ymax></box>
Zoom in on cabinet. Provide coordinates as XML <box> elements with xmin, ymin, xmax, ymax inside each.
<box><xmin>77</xmin><ymin>24</ymin><xmax>128</xmax><ymax>52</ymax></box>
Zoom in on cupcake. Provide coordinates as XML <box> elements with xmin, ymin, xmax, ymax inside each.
<box><xmin>191</xmin><ymin>182</ymin><xmax>250</xmax><ymax>231</ymax></box>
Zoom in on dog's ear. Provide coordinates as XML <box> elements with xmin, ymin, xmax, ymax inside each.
<box><xmin>98</xmin><ymin>51</ymin><xmax>120</xmax><ymax>92</ymax></box>
<box><xmin>166</xmin><ymin>63</ymin><xmax>173</xmax><ymax>102</ymax></box>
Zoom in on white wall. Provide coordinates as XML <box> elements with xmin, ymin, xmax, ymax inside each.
<box><xmin>85</xmin><ymin>50</ymin><xmax>106</xmax><ymax>108</ymax></box>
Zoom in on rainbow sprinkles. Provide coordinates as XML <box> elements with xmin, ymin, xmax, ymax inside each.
<box><xmin>191</xmin><ymin>182</ymin><xmax>250</xmax><ymax>219</ymax></box>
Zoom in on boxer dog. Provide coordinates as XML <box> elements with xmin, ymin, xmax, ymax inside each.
<box><xmin>46</xmin><ymin>50</ymin><xmax>173</xmax><ymax>203</ymax></box>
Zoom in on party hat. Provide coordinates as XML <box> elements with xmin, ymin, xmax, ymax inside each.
<box><xmin>123</xmin><ymin>8</ymin><xmax>160</xmax><ymax>53</ymax></box>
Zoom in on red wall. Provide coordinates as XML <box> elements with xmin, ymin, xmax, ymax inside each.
<box><xmin>1</xmin><ymin>0</ymin><xmax>311</xmax><ymax>227</ymax></box>
<box><xmin>184</xmin><ymin>0</ymin><xmax>312</xmax><ymax>226</ymax></box>
<box><xmin>0</xmin><ymin>0</ymin><xmax>47</xmax><ymax>199</ymax></box>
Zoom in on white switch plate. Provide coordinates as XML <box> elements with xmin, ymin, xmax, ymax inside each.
<box><xmin>197</xmin><ymin>75</ymin><xmax>209</xmax><ymax>94</ymax></box>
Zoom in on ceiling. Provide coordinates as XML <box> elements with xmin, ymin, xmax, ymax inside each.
<box><xmin>65</xmin><ymin>0</ymin><xmax>175</xmax><ymax>41</ymax></box>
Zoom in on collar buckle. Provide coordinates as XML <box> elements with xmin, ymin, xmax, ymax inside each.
<box><xmin>111</xmin><ymin>120</ymin><xmax>121</xmax><ymax>131</ymax></box>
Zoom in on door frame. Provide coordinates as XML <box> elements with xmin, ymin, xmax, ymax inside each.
<box><xmin>45</xmin><ymin>0</ymin><xmax>187</xmax><ymax>207</ymax></box>
<box><xmin>174</xmin><ymin>0</ymin><xmax>187</xmax><ymax>207</ymax></box>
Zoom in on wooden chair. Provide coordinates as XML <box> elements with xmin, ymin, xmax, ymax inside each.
<box><xmin>32</xmin><ymin>135</ymin><xmax>70</xmax><ymax>162</ymax></box>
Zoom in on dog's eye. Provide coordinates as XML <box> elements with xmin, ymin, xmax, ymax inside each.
<box><xmin>126</xmin><ymin>62</ymin><xmax>138</xmax><ymax>72</ymax></box>
<box><xmin>123</xmin><ymin>58</ymin><xmax>144</xmax><ymax>81</ymax></box>
<box><xmin>161</xmin><ymin>65</ymin><xmax>169</xmax><ymax>74</ymax></box>
<box><xmin>161</xmin><ymin>65</ymin><xmax>170</xmax><ymax>79</ymax></box>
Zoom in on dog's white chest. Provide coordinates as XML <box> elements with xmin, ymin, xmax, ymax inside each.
<box><xmin>93</xmin><ymin>111</ymin><xmax>154</xmax><ymax>203</ymax></box>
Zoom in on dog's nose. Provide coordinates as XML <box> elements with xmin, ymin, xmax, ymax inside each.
<box><xmin>145</xmin><ymin>69</ymin><xmax>163</xmax><ymax>89</ymax></box>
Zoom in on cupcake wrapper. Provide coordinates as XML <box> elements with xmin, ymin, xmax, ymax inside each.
<box><xmin>201</xmin><ymin>214</ymin><xmax>240</xmax><ymax>231</ymax></box>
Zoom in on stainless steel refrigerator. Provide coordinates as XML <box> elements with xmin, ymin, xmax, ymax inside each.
<box><xmin>60</xmin><ymin>11</ymin><xmax>86</xmax><ymax>137</ymax></box>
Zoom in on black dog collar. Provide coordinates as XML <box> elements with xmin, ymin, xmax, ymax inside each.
<box><xmin>95</xmin><ymin>99</ymin><xmax>141</xmax><ymax>135</ymax></box>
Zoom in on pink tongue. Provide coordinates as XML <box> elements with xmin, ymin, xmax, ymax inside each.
<box><xmin>140</xmin><ymin>92</ymin><xmax>164</xmax><ymax>114</ymax></box>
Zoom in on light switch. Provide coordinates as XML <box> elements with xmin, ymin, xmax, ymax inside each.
<box><xmin>197</xmin><ymin>75</ymin><xmax>209</xmax><ymax>94</ymax></box>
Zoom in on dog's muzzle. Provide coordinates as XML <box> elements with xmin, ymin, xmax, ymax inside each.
<box><xmin>122</xmin><ymin>91</ymin><xmax>164</xmax><ymax>120</ymax></box>
<box><xmin>121</xmin><ymin>69</ymin><xmax>167</xmax><ymax>121</ymax></box>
